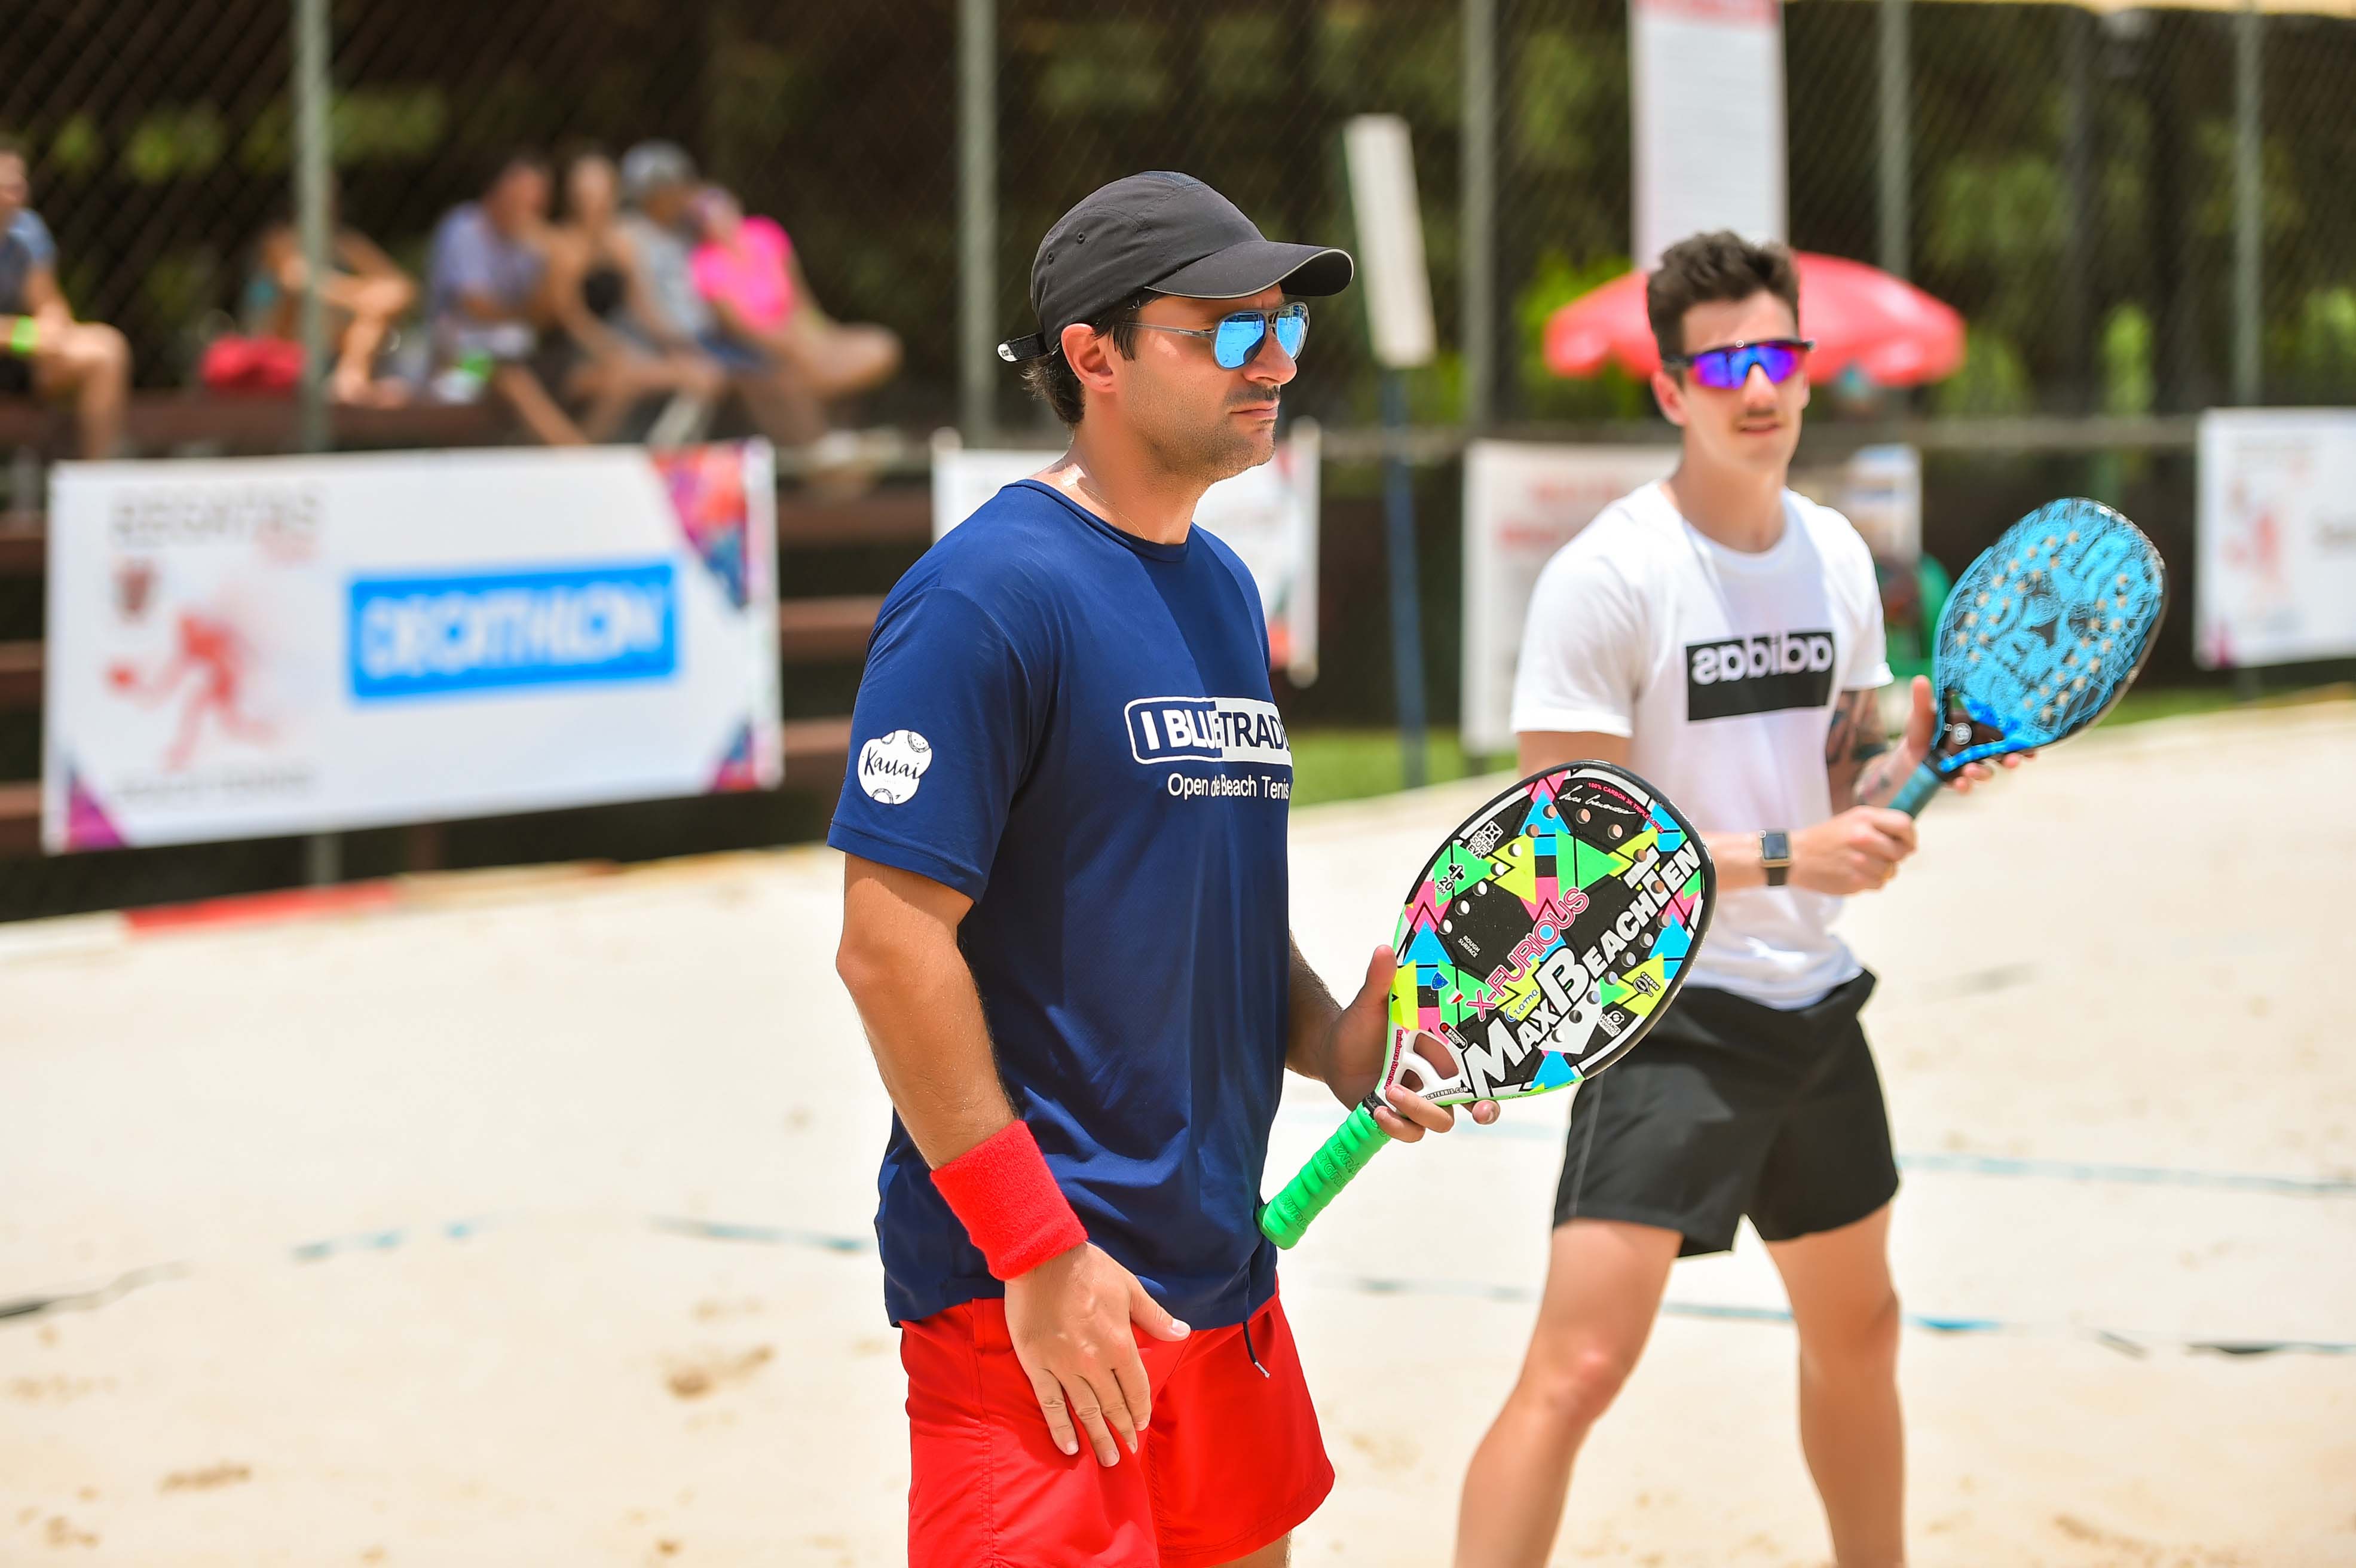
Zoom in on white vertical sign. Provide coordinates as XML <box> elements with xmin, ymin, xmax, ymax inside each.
<box><xmin>1630</xmin><ymin>0</ymin><xmax>1788</xmax><ymax>271</ymax></box>
<box><xmin>2197</xmin><ymin>409</ymin><xmax>2356</xmax><ymax>669</ymax></box>
<box><xmin>1789</xmin><ymin>443</ymin><xmax>1921</xmax><ymax>565</ymax></box>
<box><xmin>1460</xmin><ymin>441</ymin><xmax>1678</xmax><ymax>757</ymax></box>
<box><xmin>931</xmin><ymin>427</ymin><xmax>1324</xmax><ymax>685</ymax></box>
<box><xmin>1343</xmin><ymin>115</ymin><xmax>1437</xmax><ymax>369</ymax></box>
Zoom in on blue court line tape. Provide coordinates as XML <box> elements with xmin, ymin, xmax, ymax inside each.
<box><xmin>1890</xmin><ymin>1151</ymin><xmax>2356</xmax><ymax>1198</ymax></box>
<box><xmin>1276</xmin><ymin>1108</ymin><xmax>2356</xmax><ymax>1198</ymax></box>
<box><xmin>645</xmin><ymin>1215</ymin><xmax>873</xmax><ymax>1254</ymax></box>
<box><xmin>7</xmin><ymin>1212</ymin><xmax>2349</xmax><ymax>1358</ymax></box>
<box><xmin>289</xmin><ymin>1215</ymin><xmax>498</xmax><ymax>1261</ymax></box>
<box><xmin>1321</xmin><ymin>1272</ymin><xmax>2356</xmax><ymax>1358</ymax></box>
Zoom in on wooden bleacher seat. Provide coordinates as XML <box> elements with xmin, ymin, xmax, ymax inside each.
<box><xmin>780</xmin><ymin>716</ymin><xmax>853</xmax><ymax>786</ymax></box>
<box><xmin>0</xmin><ymin>782</ymin><xmax>36</xmax><ymax>856</ymax></box>
<box><xmin>0</xmin><ymin>528</ymin><xmax>38</xmax><ymax>576</ymax></box>
<box><xmin>776</xmin><ymin>490</ymin><xmax>929</xmax><ymax>547</ymax></box>
<box><xmin>779</xmin><ymin>596</ymin><xmax>888</xmax><ymax>662</ymax></box>
<box><xmin>0</xmin><ymin>641</ymin><xmax>38</xmax><ymax>709</ymax></box>
<box><xmin>0</xmin><ymin>393</ymin><xmax>506</xmax><ymax>459</ymax></box>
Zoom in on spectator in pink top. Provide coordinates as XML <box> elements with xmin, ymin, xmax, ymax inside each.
<box><xmin>691</xmin><ymin>188</ymin><xmax>899</xmax><ymax>442</ymax></box>
<box><xmin>692</xmin><ymin>204</ymin><xmax>796</xmax><ymax>332</ymax></box>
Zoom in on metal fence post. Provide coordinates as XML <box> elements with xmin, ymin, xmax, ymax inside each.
<box><xmin>2234</xmin><ymin>0</ymin><xmax>2263</xmax><ymax>406</ymax></box>
<box><xmin>1878</xmin><ymin>0</ymin><xmax>1911</xmax><ymax>281</ymax></box>
<box><xmin>293</xmin><ymin>0</ymin><xmax>340</xmax><ymax>886</ymax></box>
<box><xmin>959</xmin><ymin>0</ymin><xmax>998</xmax><ymax>442</ymax></box>
<box><xmin>1379</xmin><ymin>373</ymin><xmax>1428</xmax><ymax>790</ymax></box>
<box><xmin>293</xmin><ymin>0</ymin><xmax>330</xmax><ymax>457</ymax></box>
<box><xmin>1461</xmin><ymin>0</ymin><xmax>1496</xmax><ymax>431</ymax></box>
<box><xmin>2063</xmin><ymin>9</ymin><xmax>2094</xmax><ymax>414</ymax></box>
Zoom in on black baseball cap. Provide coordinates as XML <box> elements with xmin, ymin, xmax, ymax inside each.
<box><xmin>998</xmin><ymin>172</ymin><xmax>1353</xmax><ymax>364</ymax></box>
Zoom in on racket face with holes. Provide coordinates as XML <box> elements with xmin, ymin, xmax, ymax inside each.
<box><xmin>1928</xmin><ymin>500</ymin><xmax>2166</xmax><ymax>775</ymax></box>
<box><xmin>1378</xmin><ymin>763</ymin><xmax>1716</xmax><ymax>1108</ymax></box>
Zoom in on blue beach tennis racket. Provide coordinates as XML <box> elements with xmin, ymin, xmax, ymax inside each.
<box><xmin>1259</xmin><ymin>763</ymin><xmax>1718</xmax><ymax>1248</ymax></box>
<box><xmin>1890</xmin><ymin>499</ymin><xmax>2166</xmax><ymax>816</ymax></box>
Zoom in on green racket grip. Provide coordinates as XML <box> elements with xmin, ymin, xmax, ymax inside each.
<box><xmin>1259</xmin><ymin>1100</ymin><xmax>1392</xmax><ymax>1249</ymax></box>
<box><xmin>1889</xmin><ymin>760</ymin><xmax>1945</xmax><ymax>817</ymax></box>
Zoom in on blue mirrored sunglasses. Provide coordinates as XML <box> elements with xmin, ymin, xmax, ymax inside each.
<box><xmin>1667</xmin><ymin>336</ymin><xmax>1815</xmax><ymax>390</ymax></box>
<box><xmin>1133</xmin><ymin>302</ymin><xmax>1311</xmax><ymax>369</ymax></box>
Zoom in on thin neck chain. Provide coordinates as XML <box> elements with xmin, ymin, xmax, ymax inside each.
<box><xmin>1060</xmin><ymin>463</ymin><xmax>1159</xmax><ymax>541</ymax></box>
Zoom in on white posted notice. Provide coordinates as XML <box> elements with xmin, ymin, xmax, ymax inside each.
<box><xmin>931</xmin><ymin>426</ymin><xmax>1323</xmax><ymax>686</ymax></box>
<box><xmin>2197</xmin><ymin>409</ymin><xmax>2356</xmax><ymax>669</ymax></box>
<box><xmin>1460</xmin><ymin>441</ymin><xmax>1678</xmax><ymax>758</ymax></box>
<box><xmin>1630</xmin><ymin>0</ymin><xmax>1787</xmax><ymax>271</ymax></box>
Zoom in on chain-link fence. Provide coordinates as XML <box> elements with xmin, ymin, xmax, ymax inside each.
<box><xmin>5</xmin><ymin>0</ymin><xmax>2355</xmax><ymax>921</ymax></box>
<box><xmin>4</xmin><ymin>0</ymin><xmax>2353</xmax><ymax>418</ymax></box>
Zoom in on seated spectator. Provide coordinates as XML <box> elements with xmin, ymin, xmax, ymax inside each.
<box><xmin>542</xmin><ymin>149</ymin><xmax>721</xmax><ymax>443</ymax></box>
<box><xmin>425</xmin><ymin>149</ymin><xmax>586</xmax><ymax>446</ymax></box>
<box><xmin>0</xmin><ymin>136</ymin><xmax>130</xmax><ymax>460</ymax></box>
<box><xmin>241</xmin><ymin>194</ymin><xmax>416</xmax><ymax>406</ymax></box>
<box><xmin>611</xmin><ymin>141</ymin><xmax>832</xmax><ymax>449</ymax></box>
<box><xmin>692</xmin><ymin>186</ymin><xmax>899</xmax><ymax>419</ymax></box>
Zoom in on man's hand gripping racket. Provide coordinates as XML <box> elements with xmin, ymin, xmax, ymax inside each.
<box><xmin>1260</xmin><ymin>763</ymin><xmax>1718</xmax><ymax>1248</ymax></box>
<box><xmin>1889</xmin><ymin>498</ymin><xmax>2166</xmax><ymax>816</ymax></box>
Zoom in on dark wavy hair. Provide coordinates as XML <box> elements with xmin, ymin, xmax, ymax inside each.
<box><xmin>1018</xmin><ymin>291</ymin><xmax>1152</xmax><ymax>427</ymax></box>
<box><xmin>1645</xmin><ymin>232</ymin><xmax>1801</xmax><ymax>364</ymax></box>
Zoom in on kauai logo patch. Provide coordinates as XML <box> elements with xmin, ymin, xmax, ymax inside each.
<box><xmin>858</xmin><ymin>729</ymin><xmax>933</xmax><ymax>804</ymax></box>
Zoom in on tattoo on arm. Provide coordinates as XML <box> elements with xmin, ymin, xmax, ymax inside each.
<box><xmin>1826</xmin><ymin>689</ymin><xmax>1896</xmax><ymax>808</ymax></box>
<box><xmin>1853</xmin><ymin>748</ymin><xmax>1910</xmax><ymax>808</ymax></box>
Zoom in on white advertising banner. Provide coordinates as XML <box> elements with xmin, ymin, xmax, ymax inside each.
<box><xmin>1792</xmin><ymin>443</ymin><xmax>1920</xmax><ymax>567</ymax></box>
<box><xmin>43</xmin><ymin>443</ymin><xmax>781</xmax><ymax>852</ymax></box>
<box><xmin>929</xmin><ymin>424</ymin><xmax>1322</xmax><ymax>685</ymax></box>
<box><xmin>1630</xmin><ymin>0</ymin><xmax>1786</xmax><ymax>271</ymax></box>
<box><xmin>2196</xmin><ymin>409</ymin><xmax>2356</xmax><ymax>669</ymax></box>
<box><xmin>1460</xmin><ymin>440</ymin><xmax>1678</xmax><ymax>757</ymax></box>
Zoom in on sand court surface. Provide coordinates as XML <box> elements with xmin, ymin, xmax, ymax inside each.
<box><xmin>5</xmin><ymin>700</ymin><xmax>2354</xmax><ymax>1565</ymax></box>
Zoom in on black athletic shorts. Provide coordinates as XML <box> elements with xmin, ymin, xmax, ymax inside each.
<box><xmin>1553</xmin><ymin>970</ymin><xmax>1898</xmax><ymax>1256</ymax></box>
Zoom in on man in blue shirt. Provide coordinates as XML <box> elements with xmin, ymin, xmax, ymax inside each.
<box><xmin>831</xmin><ymin>172</ymin><xmax>1495</xmax><ymax>1568</ymax></box>
<box><xmin>425</xmin><ymin>150</ymin><xmax>586</xmax><ymax>445</ymax></box>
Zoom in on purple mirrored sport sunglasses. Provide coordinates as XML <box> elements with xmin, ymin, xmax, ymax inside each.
<box><xmin>1666</xmin><ymin>336</ymin><xmax>1816</xmax><ymax>390</ymax></box>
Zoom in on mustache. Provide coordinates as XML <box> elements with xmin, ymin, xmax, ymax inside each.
<box><xmin>1228</xmin><ymin>388</ymin><xmax>1281</xmax><ymax>409</ymax></box>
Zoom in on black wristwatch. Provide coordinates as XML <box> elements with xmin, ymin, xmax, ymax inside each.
<box><xmin>1759</xmin><ymin>831</ymin><xmax>1792</xmax><ymax>888</ymax></box>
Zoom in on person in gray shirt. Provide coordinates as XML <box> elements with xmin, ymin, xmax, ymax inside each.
<box><xmin>611</xmin><ymin>141</ymin><xmax>831</xmax><ymax>449</ymax></box>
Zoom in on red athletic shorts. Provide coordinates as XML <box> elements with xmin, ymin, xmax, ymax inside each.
<box><xmin>900</xmin><ymin>1286</ymin><xmax>1333</xmax><ymax>1567</ymax></box>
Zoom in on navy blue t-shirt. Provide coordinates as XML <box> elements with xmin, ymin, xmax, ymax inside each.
<box><xmin>828</xmin><ymin>479</ymin><xmax>1295</xmax><ymax>1329</ymax></box>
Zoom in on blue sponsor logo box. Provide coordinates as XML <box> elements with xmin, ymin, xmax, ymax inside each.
<box><xmin>349</xmin><ymin>562</ymin><xmax>677</xmax><ymax>701</ymax></box>
<box><xmin>1123</xmin><ymin>696</ymin><xmax>1292</xmax><ymax>764</ymax></box>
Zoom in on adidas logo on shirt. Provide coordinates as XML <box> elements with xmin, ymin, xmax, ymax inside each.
<box><xmin>1684</xmin><ymin>629</ymin><xmax>1836</xmax><ymax>721</ymax></box>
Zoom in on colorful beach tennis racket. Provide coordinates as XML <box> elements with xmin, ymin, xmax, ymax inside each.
<box><xmin>1260</xmin><ymin>763</ymin><xmax>1717</xmax><ymax>1248</ymax></box>
<box><xmin>1890</xmin><ymin>498</ymin><xmax>2167</xmax><ymax>816</ymax></box>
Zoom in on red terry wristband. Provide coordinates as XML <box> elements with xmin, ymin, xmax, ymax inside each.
<box><xmin>930</xmin><ymin>1120</ymin><xmax>1088</xmax><ymax>1281</ymax></box>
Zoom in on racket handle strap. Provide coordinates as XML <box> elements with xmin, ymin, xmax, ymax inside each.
<box><xmin>1889</xmin><ymin>760</ymin><xmax>1944</xmax><ymax>817</ymax></box>
<box><xmin>1259</xmin><ymin>1100</ymin><xmax>1393</xmax><ymax>1250</ymax></box>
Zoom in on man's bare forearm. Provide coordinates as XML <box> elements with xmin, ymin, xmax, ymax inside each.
<box><xmin>838</xmin><ymin>872</ymin><xmax>1016</xmax><ymax>1167</ymax></box>
<box><xmin>1851</xmin><ymin>747</ymin><xmax>1913</xmax><ymax>808</ymax></box>
<box><xmin>1283</xmin><ymin>937</ymin><xmax>1344</xmax><ymax>1085</ymax></box>
<box><xmin>1826</xmin><ymin>687</ymin><xmax>1901</xmax><ymax>809</ymax></box>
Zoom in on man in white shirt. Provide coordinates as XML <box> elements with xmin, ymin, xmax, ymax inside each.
<box><xmin>1454</xmin><ymin>232</ymin><xmax>2017</xmax><ymax>1568</ymax></box>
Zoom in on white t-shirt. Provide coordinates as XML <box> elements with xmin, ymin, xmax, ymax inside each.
<box><xmin>1509</xmin><ymin>482</ymin><xmax>1892</xmax><ymax>1009</ymax></box>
